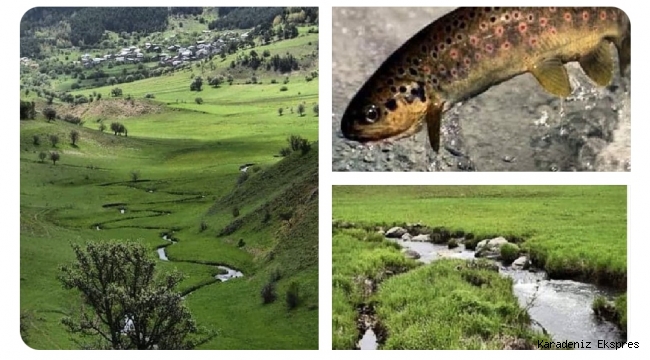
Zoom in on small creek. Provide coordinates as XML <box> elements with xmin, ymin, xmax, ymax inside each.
<box><xmin>156</xmin><ymin>235</ymin><xmax>244</xmax><ymax>283</ymax></box>
<box><xmin>360</xmin><ymin>237</ymin><xmax>624</xmax><ymax>349</ymax></box>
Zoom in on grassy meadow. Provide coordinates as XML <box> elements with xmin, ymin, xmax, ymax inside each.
<box><xmin>331</xmin><ymin>185</ymin><xmax>627</xmax><ymax>349</ymax></box>
<box><xmin>20</xmin><ymin>53</ymin><xmax>319</xmax><ymax>348</ymax></box>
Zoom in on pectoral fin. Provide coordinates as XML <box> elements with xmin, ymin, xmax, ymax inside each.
<box><xmin>426</xmin><ymin>101</ymin><xmax>443</xmax><ymax>152</ymax></box>
<box><xmin>530</xmin><ymin>58</ymin><xmax>572</xmax><ymax>97</ymax></box>
<box><xmin>579</xmin><ymin>41</ymin><xmax>614</xmax><ymax>86</ymax></box>
<box><xmin>616</xmin><ymin>35</ymin><xmax>631</xmax><ymax>77</ymax></box>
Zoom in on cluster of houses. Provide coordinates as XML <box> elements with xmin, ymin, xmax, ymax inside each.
<box><xmin>76</xmin><ymin>30</ymin><xmax>252</xmax><ymax>69</ymax></box>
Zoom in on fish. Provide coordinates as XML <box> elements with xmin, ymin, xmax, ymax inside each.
<box><xmin>340</xmin><ymin>7</ymin><xmax>631</xmax><ymax>152</ymax></box>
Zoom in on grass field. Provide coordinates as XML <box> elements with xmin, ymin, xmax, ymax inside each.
<box><xmin>20</xmin><ymin>39</ymin><xmax>318</xmax><ymax>347</ymax></box>
<box><xmin>331</xmin><ymin>185</ymin><xmax>627</xmax><ymax>349</ymax></box>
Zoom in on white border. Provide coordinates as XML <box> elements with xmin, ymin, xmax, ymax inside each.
<box><xmin>6</xmin><ymin>0</ymin><xmax>649</xmax><ymax>357</ymax></box>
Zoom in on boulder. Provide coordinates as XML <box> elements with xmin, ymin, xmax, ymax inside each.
<box><xmin>511</xmin><ymin>256</ymin><xmax>529</xmax><ymax>270</ymax></box>
<box><xmin>412</xmin><ymin>234</ymin><xmax>431</xmax><ymax>242</ymax></box>
<box><xmin>475</xmin><ymin>237</ymin><xmax>510</xmax><ymax>258</ymax></box>
<box><xmin>386</xmin><ymin>227</ymin><xmax>407</xmax><ymax>238</ymax></box>
<box><xmin>402</xmin><ymin>249</ymin><xmax>420</xmax><ymax>260</ymax></box>
<box><xmin>401</xmin><ymin>233</ymin><xmax>413</xmax><ymax>241</ymax></box>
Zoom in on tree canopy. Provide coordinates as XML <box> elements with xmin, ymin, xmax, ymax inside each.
<box><xmin>58</xmin><ymin>241</ymin><xmax>214</xmax><ymax>349</ymax></box>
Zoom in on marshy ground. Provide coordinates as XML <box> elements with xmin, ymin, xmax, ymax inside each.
<box><xmin>332</xmin><ymin>186</ymin><xmax>627</xmax><ymax>350</ymax></box>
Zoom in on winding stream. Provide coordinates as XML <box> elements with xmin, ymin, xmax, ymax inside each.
<box><xmin>360</xmin><ymin>237</ymin><xmax>624</xmax><ymax>349</ymax></box>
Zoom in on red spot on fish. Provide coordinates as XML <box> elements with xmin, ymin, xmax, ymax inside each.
<box><xmin>474</xmin><ymin>53</ymin><xmax>482</xmax><ymax>61</ymax></box>
<box><xmin>549</xmin><ymin>26</ymin><xmax>557</xmax><ymax>36</ymax></box>
<box><xmin>600</xmin><ymin>11</ymin><xmax>607</xmax><ymax>20</ymax></box>
<box><xmin>582</xmin><ymin>11</ymin><xmax>589</xmax><ymax>21</ymax></box>
<box><xmin>463</xmin><ymin>57</ymin><xmax>471</xmax><ymax>67</ymax></box>
<box><xmin>484</xmin><ymin>43</ymin><xmax>494</xmax><ymax>53</ymax></box>
<box><xmin>495</xmin><ymin>26</ymin><xmax>504</xmax><ymax>37</ymax></box>
<box><xmin>469</xmin><ymin>35</ymin><xmax>479</xmax><ymax>46</ymax></box>
<box><xmin>564</xmin><ymin>13</ymin><xmax>572</xmax><ymax>22</ymax></box>
<box><xmin>501</xmin><ymin>41</ymin><xmax>511</xmax><ymax>50</ymax></box>
<box><xmin>539</xmin><ymin>17</ymin><xmax>548</xmax><ymax>27</ymax></box>
<box><xmin>529</xmin><ymin>37</ymin><xmax>538</xmax><ymax>47</ymax></box>
<box><xmin>450</xmin><ymin>49</ymin><xmax>459</xmax><ymax>60</ymax></box>
<box><xmin>518</xmin><ymin>22</ymin><xmax>527</xmax><ymax>33</ymax></box>
<box><xmin>450</xmin><ymin>68</ymin><xmax>458</xmax><ymax>77</ymax></box>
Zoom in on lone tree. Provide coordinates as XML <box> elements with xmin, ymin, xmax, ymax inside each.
<box><xmin>190</xmin><ymin>76</ymin><xmax>203</xmax><ymax>91</ymax></box>
<box><xmin>49</xmin><ymin>151</ymin><xmax>60</xmax><ymax>165</ymax></box>
<box><xmin>278</xmin><ymin>108</ymin><xmax>283</xmax><ymax>116</ymax></box>
<box><xmin>58</xmin><ymin>241</ymin><xmax>213</xmax><ymax>349</ymax></box>
<box><xmin>297</xmin><ymin>103</ymin><xmax>305</xmax><ymax>117</ymax></box>
<box><xmin>43</xmin><ymin>107</ymin><xmax>57</xmax><ymax>122</ymax></box>
<box><xmin>49</xmin><ymin>134</ymin><xmax>59</xmax><ymax>147</ymax></box>
<box><xmin>70</xmin><ymin>130</ymin><xmax>80</xmax><ymax>146</ymax></box>
<box><xmin>110</xmin><ymin>122</ymin><xmax>126</xmax><ymax>136</ymax></box>
<box><xmin>38</xmin><ymin>151</ymin><xmax>47</xmax><ymax>163</ymax></box>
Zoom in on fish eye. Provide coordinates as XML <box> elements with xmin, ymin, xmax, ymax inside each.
<box><xmin>363</xmin><ymin>104</ymin><xmax>380</xmax><ymax>123</ymax></box>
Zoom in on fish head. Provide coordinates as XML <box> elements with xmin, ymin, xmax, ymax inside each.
<box><xmin>341</xmin><ymin>69</ymin><xmax>436</xmax><ymax>143</ymax></box>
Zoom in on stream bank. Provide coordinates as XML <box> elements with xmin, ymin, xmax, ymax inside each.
<box><xmin>349</xmin><ymin>224</ymin><xmax>625</xmax><ymax>350</ymax></box>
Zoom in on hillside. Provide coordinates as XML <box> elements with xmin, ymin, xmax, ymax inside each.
<box><xmin>20</xmin><ymin>7</ymin><xmax>318</xmax><ymax>350</ymax></box>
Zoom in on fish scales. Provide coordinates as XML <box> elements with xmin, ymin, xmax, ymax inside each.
<box><xmin>340</xmin><ymin>7</ymin><xmax>630</xmax><ymax>152</ymax></box>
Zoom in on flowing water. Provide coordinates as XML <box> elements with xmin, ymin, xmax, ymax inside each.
<box><xmin>360</xmin><ymin>238</ymin><xmax>625</xmax><ymax>349</ymax></box>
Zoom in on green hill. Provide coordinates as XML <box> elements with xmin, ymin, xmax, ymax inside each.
<box><xmin>20</xmin><ymin>7</ymin><xmax>318</xmax><ymax>350</ymax></box>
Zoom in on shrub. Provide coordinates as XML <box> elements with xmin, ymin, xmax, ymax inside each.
<box><xmin>261</xmin><ymin>282</ymin><xmax>277</xmax><ymax>304</ymax></box>
<box><xmin>43</xmin><ymin>107</ymin><xmax>57</xmax><ymax>122</ymax></box>
<box><xmin>130</xmin><ymin>170</ymin><xmax>140</xmax><ymax>182</ymax></box>
<box><xmin>38</xmin><ymin>151</ymin><xmax>47</xmax><ymax>162</ymax></box>
<box><xmin>237</xmin><ymin>239</ymin><xmax>245</xmax><ymax>247</ymax></box>
<box><xmin>278</xmin><ymin>107</ymin><xmax>283</xmax><ymax>116</ymax></box>
<box><xmin>286</xmin><ymin>282</ymin><xmax>300</xmax><ymax>310</ymax></box>
<box><xmin>190</xmin><ymin>76</ymin><xmax>203</xmax><ymax>91</ymax></box>
<box><xmin>448</xmin><ymin>239</ymin><xmax>459</xmax><ymax>249</ymax></box>
<box><xmin>500</xmin><ymin>243</ymin><xmax>520</xmax><ymax>264</ymax></box>
<box><xmin>280</xmin><ymin>86</ymin><xmax>288</xmax><ymax>91</ymax></box>
<box><xmin>297</xmin><ymin>103</ymin><xmax>305</xmax><ymax>116</ymax></box>
<box><xmin>99</xmin><ymin>123</ymin><xmax>106</xmax><ymax>132</ymax></box>
<box><xmin>299</xmin><ymin>140</ymin><xmax>311</xmax><ymax>155</ymax></box>
<box><xmin>199</xmin><ymin>221</ymin><xmax>208</xmax><ymax>232</ymax></box>
<box><xmin>63</xmin><ymin>115</ymin><xmax>82</xmax><ymax>125</ymax></box>
<box><xmin>32</xmin><ymin>135</ymin><xmax>40</xmax><ymax>146</ymax></box>
<box><xmin>279</xmin><ymin>147</ymin><xmax>292</xmax><ymax>157</ymax></box>
<box><xmin>111</xmin><ymin>87</ymin><xmax>123</xmax><ymax>97</ymax></box>
<box><xmin>464</xmin><ymin>238</ymin><xmax>479</xmax><ymax>250</ymax></box>
<box><xmin>313</xmin><ymin>104</ymin><xmax>319</xmax><ymax>116</ymax></box>
<box><xmin>232</xmin><ymin>206</ymin><xmax>240</xmax><ymax>218</ymax></box>
<box><xmin>195</xmin><ymin>97</ymin><xmax>203</xmax><ymax>104</ymax></box>
<box><xmin>49</xmin><ymin>134</ymin><xmax>59</xmax><ymax>147</ymax></box>
<box><xmin>145</xmin><ymin>93</ymin><xmax>155</xmax><ymax>99</ymax></box>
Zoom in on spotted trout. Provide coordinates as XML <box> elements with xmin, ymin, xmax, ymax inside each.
<box><xmin>340</xmin><ymin>7</ymin><xmax>631</xmax><ymax>152</ymax></box>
